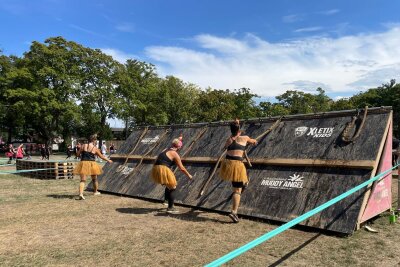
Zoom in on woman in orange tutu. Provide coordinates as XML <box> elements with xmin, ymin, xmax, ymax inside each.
<box><xmin>73</xmin><ymin>134</ymin><xmax>112</xmax><ymax>200</ymax></box>
<box><xmin>220</xmin><ymin>119</ymin><xmax>257</xmax><ymax>223</ymax></box>
<box><xmin>151</xmin><ymin>136</ymin><xmax>193</xmax><ymax>213</ymax></box>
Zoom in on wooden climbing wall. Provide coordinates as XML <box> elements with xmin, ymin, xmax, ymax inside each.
<box><xmin>94</xmin><ymin>107</ymin><xmax>393</xmax><ymax>234</ymax></box>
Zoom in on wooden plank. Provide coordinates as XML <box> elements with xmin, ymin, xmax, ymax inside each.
<box><xmin>110</xmin><ymin>154</ymin><xmax>375</xmax><ymax>169</ymax></box>
<box><xmin>356</xmin><ymin>111</ymin><xmax>392</xmax><ymax>229</ymax></box>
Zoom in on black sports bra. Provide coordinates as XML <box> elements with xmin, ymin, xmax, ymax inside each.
<box><xmin>81</xmin><ymin>145</ymin><xmax>96</xmax><ymax>161</ymax></box>
<box><xmin>227</xmin><ymin>138</ymin><xmax>246</xmax><ymax>151</ymax></box>
<box><xmin>155</xmin><ymin>149</ymin><xmax>175</xmax><ymax>168</ymax></box>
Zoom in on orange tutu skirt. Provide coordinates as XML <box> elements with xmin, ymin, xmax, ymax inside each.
<box><xmin>219</xmin><ymin>159</ymin><xmax>248</xmax><ymax>183</ymax></box>
<box><xmin>73</xmin><ymin>161</ymin><xmax>103</xmax><ymax>176</ymax></box>
<box><xmin>151</xmin><ymin>165</ymin><xmax>177</xmax><ymax>187</ymax></box>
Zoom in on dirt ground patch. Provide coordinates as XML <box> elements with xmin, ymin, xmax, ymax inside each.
<box><xmin>0</xmin><ymin>160</ymin><xmax>400</xmax><ymax>266</ymax></box>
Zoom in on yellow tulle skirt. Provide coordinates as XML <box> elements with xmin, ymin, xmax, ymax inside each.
<box><xmin>73</xmin><ymin>161</ymin><xmax>103</xmax><ymax>176</ymax></box>
<box><xmin>151</xmin><ymin>165</ymin><xmax>177</xmax><ymax>187</ymax></box>
<box><xmin>219</xmin><ymin>158</ymin><xmax>248</xmax><ymax>183</ymax></box>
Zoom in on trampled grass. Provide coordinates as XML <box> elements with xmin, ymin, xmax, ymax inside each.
<box><xmin>0</xmin><ymin>173</ymin><xmax>399</xmax><ymax>266</ymax></box>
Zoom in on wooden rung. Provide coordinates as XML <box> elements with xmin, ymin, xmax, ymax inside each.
<box><xmin>110</xmin><ymin>154</ymin><xmax>375</xmax><ymax>169</ymax></box>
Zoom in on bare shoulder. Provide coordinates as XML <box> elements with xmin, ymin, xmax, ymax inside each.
<box><xmin>239</xmin><ymin>135</ymin><xmax>250</xmax><ymax>141</ymax></box>
<box><xmin>167</xmin><ymin>149</ymin><xmax>179</xmax><ymax>158</ymax></box>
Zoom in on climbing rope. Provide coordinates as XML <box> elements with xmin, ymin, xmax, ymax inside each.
<box><xmin>173</xmin><ymin>126</ymin><xmax>208</xmax><ymax>174</ymax></box>
<box><xmin>244</xmin><ymin>117</ymin><xmax>283</xmax><ymax>168</ymax></box>
<box><xmin>127</xmin><ymin>128</ymin><xmax>171</xmax><ymax>175</ymax></box>
<box><xmin>116</xmin><ymin>127</ymin><xmax>149</xmax><ymax>172</ymax></box>
<box><xmin>199</xmin><ymin>117</ymin><xmax>282</xmax><ymax>196</ymax></box>
<box><xmin>341</xmin><ymin>106</ymin><xmax>368</xmax><ymax>143</ymax></box>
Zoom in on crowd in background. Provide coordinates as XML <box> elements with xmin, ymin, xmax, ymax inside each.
<box><xmin>1</xmin><ymin>142</ymin><xmax>117</xmax><ymax>163</ymax></box>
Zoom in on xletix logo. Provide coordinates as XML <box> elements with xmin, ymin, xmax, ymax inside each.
<box><xmin>295</xmin><ymin>127</ymin><xmax>334</xmax><ymax>138</ymax></box>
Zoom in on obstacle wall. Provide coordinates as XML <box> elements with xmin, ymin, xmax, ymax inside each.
<box><xmin>95</xmin><ymin>107</ymin><xmax>393</xmax><ymax>234</ymax></box>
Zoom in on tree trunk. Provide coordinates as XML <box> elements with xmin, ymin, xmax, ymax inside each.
<box><xmin>7</xmin><ymin>126</ymin><xmax>12</xmax><ymax>143</ymax></box>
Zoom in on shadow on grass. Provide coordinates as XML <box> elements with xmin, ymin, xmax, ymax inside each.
<box><xmin>268</xmin><ymin>233</ymin><xmax>321</xmax><ymax>267</ymax></box>
<box><xmin>116</xmin><ymin>207</ymin><xmax>230</xmax><ymax>224</ymax></box>
<box><xmin>155</xmin><ymin>209</ymin><xmax>230</xmax><ymax>224</ymax></box>
<box><xmin>47</xmin><ymin>194</ymin><xmax>76</xmax><ymax>199</ymax></box>
<box><xmin>116</xmin><ymin>207</ymin><xmax>165</xmax><ymax>214</ymax></box>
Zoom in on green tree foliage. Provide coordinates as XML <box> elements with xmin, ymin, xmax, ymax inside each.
<box><xmin>1</xmin><ymin>55</ymin><xmax>37</xmax><ymax>142</ymax></box>
<box><xmin>232</xmin><ymin>87</ymin><xmax>260</xmax><ymax>119</ymax></box>
<box><xmin>257</xmin><ymin>101</ymin><xmax>290</xmax><ymax>117</ymax></box>
<box><xmin>329</xmin><ymin>98</ymin><xmax>355</xmax><ymax>111</ymax></box>
<box><xmin>194</xmin><ymin>88</ymin><xmax>236</xmax><ymax>122</ymax></box>
<box><xmin>116</xmin><ymin>59</ymin><xmax>163</xmax><ymax>126</ymax></box>
<box><xmin>158</xmin><ymin>76</ymin><xmax>200</xmax><ymax>124</ymax></box>
<box><xmin>349</xmin><ymin>79</ymin><xmax>400</xmax><ymax>136</ymax></box>
<box><xmin>76</xmin><ymin>46</ymin><xmax>124</xmax><ymax>145</ymax></box>
<box><xmin>276</xmin><ymin>88</ymin><xmax>332</xmax><ymax>114</ymax></box>
<box><xmin>22</xmin><ymin>37</ymin><xmax>81</xmax><ymax>144</ymax></box>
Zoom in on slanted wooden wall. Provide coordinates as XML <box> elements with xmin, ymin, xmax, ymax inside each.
<box><xmin>95</xmin><ymin>107</ymin><xmax>393</xmax><ymax>234</ymax></box>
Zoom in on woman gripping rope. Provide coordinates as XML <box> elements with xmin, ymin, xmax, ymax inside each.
<box><xmin>151</xmin><ymin>136</ymin><xmax>193</xmax><ymax>213</ymax></box>
<box><xmin>220</xmin><ymin>119</ymin><xmax>257</xmax><ymax>223</ymax></box>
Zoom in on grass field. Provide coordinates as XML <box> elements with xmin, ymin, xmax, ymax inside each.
<box><xmin>0</xmin><ymin>160</ymin><xmax>400</xmax><ymax>266</ymax></box>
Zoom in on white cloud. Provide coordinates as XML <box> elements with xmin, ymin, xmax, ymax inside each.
<box><xmin>143</xmin><ymin>26</ymin><xmax>400</xmax><ymax>97</ymax></box>
<box><xmin>282</xmin><ymin>14</ymin><xmax>304</xmax><ymax>23</ymax></box>
<box><xmin>282</xmin><ymin>80</ymin><xmax>330</xmax><ymax>92</ymax></box>
<box><xmin>318</xmin><ymin>9</ymin><xmax>340</xmax><ymax>15</ymax></box>
<box><xmin>101</xmin><ymin>48</ymin><xmax>139</xmax><ymax>63</ymax></box>
<box><xmin>294</xmin><ymin>27</ymin><xmax>323</xmax><ymax>33</ymax></box>
<box><xmin>116</xmin><ymin>23</ymin><xmax>135</xmax><ymax>33</ymax></box>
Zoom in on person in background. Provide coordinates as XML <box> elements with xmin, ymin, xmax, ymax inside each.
<box><xmin>73</xmin><ymin>134</ymin><xmax>112</xmax><ymax>200</ymax></box>
<box><xmin>101</xmin><ymin>141</ymin><xmax>107</xmax><ymax>156</ymax></box>
<box><xmin>66</xmin><ymin>144</ymin><xmax>72</xmax><ymax>159</ymax></box>
<box><xmin>6</xmin><ymin>144</ymin><xmax>15</xmax><ymax>164</ymax></box>
<box><xmin>74</xmin><ymin>143</ymin><xmax>81</xmax><ymax>160</ymax></box>
<box><xmin>45</xmin><ymin>144</ymin><xmax>50</xmax><ymax>160</ymax></box>
<box><xmin>150</xmin><ymin>135</ymin><xmax>193</xmax><ymax>214</ymax></box>
<box><xmin>15</xmin><ymin>144</ymin><xmax>24</xmax><ymax>160</ymax></box>
<box><xmin>40</xmin><ymin>144</ymin><xmax>46</xmax><ymax>160</ymax></box>
<box><xmin>109</xmin><ymin>143</ymin><xmax>115</xmax><ymax>155</ymax></box>
<box><xmin>219</xmin><ymin>119</ymin><xmax>257</xmax><ymax>223</ymax></box>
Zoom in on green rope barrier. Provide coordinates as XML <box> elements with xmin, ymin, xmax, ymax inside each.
<box><xmin>0</xmin><ymin>168</ymin><xmax>59</xmax><ymax>174</ymax></box>
<box><xmin>205</xmin><ymin>164</ymin><xmax>399</xmax><ymax>267</ymax></box>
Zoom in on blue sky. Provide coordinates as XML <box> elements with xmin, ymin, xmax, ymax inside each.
<box><xmin>1</xmin><ymin>0</ymin><xmax>400</xmax><ymax>103</ymax></box>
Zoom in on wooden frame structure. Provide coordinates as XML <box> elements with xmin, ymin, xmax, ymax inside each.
<box><xmin>95</xmin><ymin>107</ymin><xmax>393</xmax><ymax>234</ymax></box>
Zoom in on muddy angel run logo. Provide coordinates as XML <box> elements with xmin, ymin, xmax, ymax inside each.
<box><xmin>261</xmin><ymin>174</ymin><xmax>304</xmax><ymax>190</ymax></box>
<box><xmin>295</xmin><ymin>126</ymin><xmax>334</xmax><ymax>138</ymax></box>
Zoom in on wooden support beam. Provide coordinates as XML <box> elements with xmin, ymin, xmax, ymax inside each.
<box><xmin>110</xmin><ymin>154</ymin><xmax>375</xmax><ymax>169</ymax></box>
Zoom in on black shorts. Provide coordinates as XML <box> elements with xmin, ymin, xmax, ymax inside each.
<box><xmin>232</xmin><ymin>182</ymin><xmax>245</xmax><ymax>188</ymax></box>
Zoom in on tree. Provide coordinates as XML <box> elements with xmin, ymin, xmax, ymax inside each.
<box><xmin>257</xmin><ymin>101</ymin><xmax>290</xmax><ymax>117</ymax></box>
<box><xmin>22</xmin><ymin>37</ymin><xmax>81</xmax><ymax>145</ymax></box>
<box><xmin>116</xmin><ymin>59</ymin><xmax>162</xmax><ymax>128</ymax></box>
<box><xmin>77</xmin><ymin>46</ymin><xmax>124</xmax><ymax>146</ymax></box>
<box><xmin>276</xmin><ymin>88</ymin><xmax>332</xmax><ymax>114</ymax></box>
<box><xmin>158</xmin><ymin>76</ymin><xmax>200</xmax><ymax>124</ymax></box>
<box><xmin>194</xmin><ymin>88</ymin><xmax>236</xmax><ymax>122</ymax></box>
<box><xmin>232</xmin><ymin>87</ymin><xmax>259</xmax><ymax>119</ymax></box>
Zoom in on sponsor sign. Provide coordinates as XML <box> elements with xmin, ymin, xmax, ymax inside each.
<box><xmin>141</xmin><ymin>135</ymin><xmax>160</xmax><ymax>144</ymax></box>
<box><xmin>261</xmin><ymin>173</ymin><xmax>304</xmax><ymax>190</ymax></box>
<box><xmin>295</xmin><ymin>127</ymin><xmax>334</xmax><ymax>138</ymax></box>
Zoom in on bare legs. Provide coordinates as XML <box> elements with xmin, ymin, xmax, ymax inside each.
<box><xmin>229</xmin><ymin>187</ymin><xmax>242</xmax><ymax>223</ymax></box>
<box><xmin>92</xmin><ymin>175</ymin><xmax>99</xmax><ymax>193</ymax></box>
<box><xmin>78</xmin><ymin>175</ymin><xmax>99</xmax><ymax>199</ymax></box>
<box><xmin>231</xmin><ymin>187</ymin><xmax>242</xmax><ymax>214</ymax></box>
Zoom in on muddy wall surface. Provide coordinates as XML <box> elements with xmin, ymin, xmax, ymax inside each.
<box><xmin>95</xmin><ymin>107</ymin><xmax>392</xmax><ymax>234</ymax></box>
